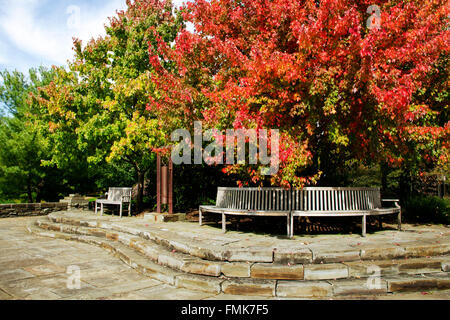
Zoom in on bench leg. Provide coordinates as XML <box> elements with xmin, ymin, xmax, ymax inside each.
<box><xmin>128</xmin><ymin>203</ymin><xmax>131</xmax><ymax>217</ymax></box>
<box><xmin>95</xmin><ymin>201</ymin><xmax>98</xmax><ymax>215</ymax></box>
<box><xmin>290</xmin><ymin>214</ymin><xmax>295</xmax><ymax>238</ymax></box>
<box><xmin>199</xmin><ymin>209</ymin><xmax>203</xmax><ymax>226</ymax></box>
<box><xmin>362</xmin><ymin>215</ymin><xmax>367</xmax><ymax>237</ymax></box>
<box><xmin>398</xmin><ymin>209</ymin><xmax>402</xmax><ymax>231</ymax></box>
<box><xmin>101</xmin><ymin>203</ymin><xmax>104</xmax><ymax>216</ymax></box>
<box><xmin>222</xmin><ymin>213</ymin><xmax>226</xmax><ymax>233</ymax></box>
<box><xmin>120</xmin><ymin>204</ymin><xmax>123</xmax><ymax>218</ymax></box>
<box><xmin>378</xmin><ymin>216</ymin><xmax>383</xmax><ymax>230</ymax></box>
<box><xmin>287</xmin><ymin>214</ymin><xmax>291</xmax><ymax>238</ymax></box>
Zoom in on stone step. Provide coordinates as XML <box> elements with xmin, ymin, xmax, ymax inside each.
<box><xmin>46</xmin><ymin>212</ymin><xmax>450</xmax><ymax>266</ymax></box>
<box><xmin>27</xmin><ymin>221</ymin><xmax>220</xmax><ymax>293</ymax></box>
<box><xmin>27</xmin><ymin>219</ymin><xmax>450</xmax><ymax>298</ymax></box>
<box><xmin>386</xmin><ymin>273</ymin><xmax>450</xmax><ymax>293</ymax></box>
<box><xmin>34</xmin><ymin>217</ymin><xmax>450</xmax><ymax>282</ymax></box>
<box><xmin>277</xmin><ymin>273</ymin><xmax>450</xmax><ymax>298</ymax></box>
<box><xmin>34</xmin><ymin>218</ymin><xmax>223</xmax><ymax>278</ymax></box>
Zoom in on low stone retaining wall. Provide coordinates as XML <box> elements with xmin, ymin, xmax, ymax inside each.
<box><xmin>0</xmin><ymin>203</ymin><xmax>68</xmax><ymax>218</ymax></box>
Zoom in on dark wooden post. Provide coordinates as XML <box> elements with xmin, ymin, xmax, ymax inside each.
<box><xmin>156</xmin><ymin>153</ymin><xmax>161</xmax><ymax>213</ymax></box>
<box><xmin>156</xmin><ymin>150</ymin><xmax>174</xmax><ymax>214</ymax></box>
<box><xmin>168</xmin><ymin>157</ymin><xmax>173</xmax><ymax>214</ymax></box>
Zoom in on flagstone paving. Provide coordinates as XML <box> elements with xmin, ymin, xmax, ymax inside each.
<box><xmin>0</xmin><ymin>216</ymin><xmax>449</xmax><ymax>300</ymax></box>
<box><xmin>0</xmin><ymin>217</ymin><xmax>266</xmax><ymax>300</ymax></box>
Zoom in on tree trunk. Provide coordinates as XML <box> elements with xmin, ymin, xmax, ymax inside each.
<box><xmin>26</xmin><ymin>177</ymin><xmax>33</xmax><ymax>203</ymax></box>
<box><xmin>136</xmin><ymin>170</ymin><xmax>145</xmax><ymax>213</ymax></box>
<box><xmin>35</xmin><ymin>180</ymin><xmax>44</xmax><ymax>203</ymax></box>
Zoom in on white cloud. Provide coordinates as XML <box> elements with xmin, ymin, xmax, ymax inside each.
<box><xmin>0</xmin><ymin>40</ymin><xmax>8</xmax><ymax>64</ymax></box>
<box><xmin>0</xmin><ymin>0</ymin><xmax>126</xmax><ymax>67</ymax></box>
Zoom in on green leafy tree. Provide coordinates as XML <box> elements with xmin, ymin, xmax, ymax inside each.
<box><xmin>0</xmin><ymin>67</ymin><xmax>57</xmax><ymax>203</ymax></box>
<box><xmin>32</xmin><ymin>0</ymin><xmax>183</xmax><ymax>210</ymax></box>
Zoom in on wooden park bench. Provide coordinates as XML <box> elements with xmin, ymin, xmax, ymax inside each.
<box><xmin>95</xmin><ymin>187</ymin><xmax>132</xmax><ymax>218</ymax></box>
<box><xmin>199</xmin><ymin>187</ymin><xmax>401</xmax><ymax>237</ymax></box>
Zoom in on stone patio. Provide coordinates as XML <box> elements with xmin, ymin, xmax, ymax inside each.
<box><xmin>49</xmin><ymin>210</ymin><xmax>450</xmax><ymax>264</ymax></box>
<box><xmin>0</xmin><ymin>213</ymin><xmax>449</xmax><ymax>300</ymax></box>
<box><xmin>0</xmin><ymin>217</ymin><xmax>263</xmax><ymax>300</ymax></box>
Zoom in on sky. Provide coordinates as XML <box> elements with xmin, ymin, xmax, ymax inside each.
<box><xmin>0</xmin><ymin>0</ymin><xmax>187</xmax><ymax>74</ymax></box>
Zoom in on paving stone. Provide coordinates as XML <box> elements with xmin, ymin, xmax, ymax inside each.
<box><xmin>370</xmin><ymin>289</ymin><xmax>450</xmax><ymax>300</ymax></box>
<box><xmin>329</xmin><ymin>279</ymin><xmax>388</xmax><ymax>296</ymax></box>
<box><xmin>403</xmin><ymin>244</ymin><xmax>450</xmax><ymax>258</ymax></box>
<box><xmin>344</xmin><ymin>260</ymin><xmax>399</xmax><ymax>278</ymax></box>
<box><xmin>175</xmin><ymin>274</ymin><xmax>223</xmax><ymax>294</ymax></box>
<box><xmin>424</xmin><ymin>272</ymin><xmax>450</xmax><ymax>279</ymax></box>
<box><xmin>223</xmin><ymin>247</ymin><xmax>274</xmax><ymax>263</ymax></box>
<box><xmin>135</xmin><ymin>259</ymin><xmax>181</xmax><ymax>286</ymax></box>
<box><xmin>0</xmin><ymin>269</ymin><xmax>35</xmax><ymax>282</ymax></box>
<box><xmin>129</xmin><ymin>241</ymin><xmax>160</xmax><ymax>261</ymax></box>
<box><xmin>304</xmin><ymin>263</ymin><xmax>349</xmax><ymax>280</ymax></box>
<box><xmin>63</xmin><ymin>288</ymin><xmax>115</xmax><ymax>300</ymax></box>
<box><xmin>135</xmin><ymin>284</ymin><xmax>215</xmax><ymax>300</ymax></box>
<box><xmin>396</xmin><ymin>258</ymin><xmax>443</xmax><ymax>275</ymax></box>
<box><xmin>106</xmin><ymin>232</ymin><xmax>119</xmax><ymax>241</ymax></box>
<box><xmin>204</xmin><ymin>293</ymin><xmax>269</xmax><ymax>300</ymax></box>
<box><xmin>387</xmin><ymin>276</ymin><xmax>450</xmax><ymax>292</ymax></box>
<box><xmin>23</xmin><ymin>264</ymin><xmax>66</xmax><ymax>276</ymax></box>
<box><xmin>312</xmin><ymin>250</ymin><xmax>361</xmax><ymax>263</ymax></box>
<box><xmin>189</xmin><ymin>246</ymin><xmax>225</xmax><ymax>261</ymax></box>
<box><xmin>360</xmin><ymin>246</ymin><xmax>407</xmax><ymax>260</ymax></box>
<box><xmin>221</xmin><ymin>278</ymin><xmax>276</xmax><ymax>297</ymax></box>
<box><xmin>181</xmin><ymin>261</ymin><xmax>222</xmax><ymax>277</ymax></box>
<box><xmin>25</xmin><ymin>289</ymin><xmax>62</xmax><ymax>300</ymax></box>
<box><xmin>104</xmin><ymin>279</ymin><xmax>160</xmax><ymax>295</ymax></box>
<box><xmin>168</xmin><ymin>238</ymin><xmax>195</xmax><ymax>254</ymax></box>
<box><xmin>0</xmin><ymin>288</ymin><xmax>12</xmax><ymax>299</ymax></box>
<box><xmin>157</xmin><ymin>253</ymin><xmax>187</xmax><ymax>270</ymax></box>
<box><xmin>0</xmin><ymin>253</ymin><xmax>34</xmax><ymax>263</ymax></box>
<box><xmin>273</xmin><ymin>248</ymin><xmax>312</xmax><ymax>264</ymax></box>
<box><xmin>0</xmin><ymin>258</ymin><xmax>52</xmax><ymax>270</ymax></box>
<box><xmin>221</xmin><ymin>262</ymin><xmax>251</xmax><ymax>278</ymax></box>
<box><xmin>0</xmin><ymin>274</ymin><xmax>68</xmax><ymax>298</ymax></box>
<box><xmin>251</xmin><ymin>263</ymin><xmax>303</xmax><ymax>280</ymax></box>
<box><xmin>81</xmin><ymin>274</ymin><xmax>131</xmax><ymax>289</ymax></box>
<box><xmin>276</xmin><ymin>281</ymin><xmax>332</xmax><ymax>298</ymax></box>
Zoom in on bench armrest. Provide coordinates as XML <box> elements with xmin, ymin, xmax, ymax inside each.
<box><xmin>382</xmin><ymin>199</ymin><xmax>400</xmax><ymax>208</ymax></box>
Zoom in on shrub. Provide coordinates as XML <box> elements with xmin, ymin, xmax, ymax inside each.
<box><xmin>404</xmin><ymin>195</ymin><xmax>449</xmax><ymax>224</ymax></box>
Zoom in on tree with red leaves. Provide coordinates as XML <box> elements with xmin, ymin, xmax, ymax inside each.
<box><xmin>148</xmin><ymin>0</ymin><xmax>449</xmax><ymax>188</ymax></box>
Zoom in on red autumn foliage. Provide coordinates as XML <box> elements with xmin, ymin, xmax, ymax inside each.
<box><xmin>147</xmin><ymin>0</ymin><xmax>449</xmax><ymax>187</ymax></box>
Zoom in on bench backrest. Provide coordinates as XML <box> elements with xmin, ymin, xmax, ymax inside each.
<box><xmin>216</xmin><ymin>187</ymin><xmax>381</xmax><ymax>212</ymax></box>
<box><xmin>107</xmin><ymin>188</ymin><xmax>132</xmax><ymax>203</ymax></box>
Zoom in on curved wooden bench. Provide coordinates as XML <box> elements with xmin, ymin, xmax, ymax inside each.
<box><xmin>199</xmin><ymin>187</ymin><xmax>401</xmax><ymax>238</ymax></box>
